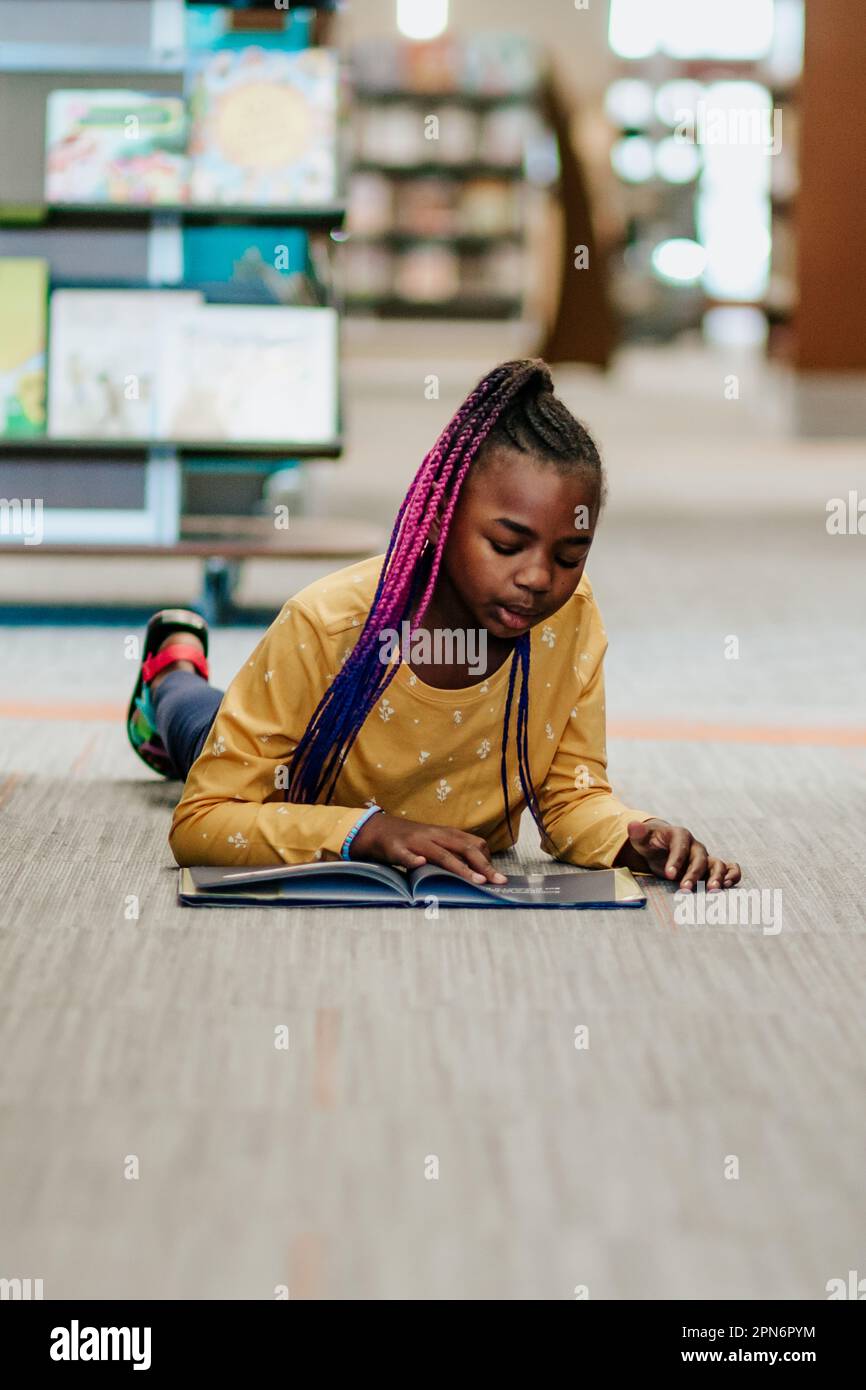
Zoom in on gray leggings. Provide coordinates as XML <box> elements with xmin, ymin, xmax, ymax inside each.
<box><xmin>151</xmin><ymin>670</ymin><xmax>224</xmax><ymax>781</ymax></box>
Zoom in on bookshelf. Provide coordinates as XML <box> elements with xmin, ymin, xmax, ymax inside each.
<box><xmin>0</xmin><ymin>1</ymin><xmax>352</xmax><ymax>598</ymax></box>
<box><xmin>340</xmin><ymin>35</ymin><xmax>553</xmax><ymax>322</ymax></box>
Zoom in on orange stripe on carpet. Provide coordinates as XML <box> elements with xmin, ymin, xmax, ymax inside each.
<box><xmin>1</xmin><ymin>703</ymin><xmax>865</xmax><ymax>747</ymax></box>
<box><xmin>0</xmin><ymin>701</ymin><xmax>125</xmax><ymax>721</ymax></box>
<box><xmin>0</xmin><ymin>772</ymin><xmax>22</xmax><ymax>810</ymax></box>
<box><xmin>607</xmin><ymin>719</ymin><xmax>866</xmax><ymax>746</ymax></box>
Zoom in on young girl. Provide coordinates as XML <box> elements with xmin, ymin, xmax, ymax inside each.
<box><xmin>127</xmin><ymin>359</ymin><xmax>740</xmax><ymax>893</ymax></box>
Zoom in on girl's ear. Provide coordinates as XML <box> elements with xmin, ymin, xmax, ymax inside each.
<box><xmin>428</xmin><ymin>503</ymin><xmax>444</xmax><ymax>548</ymax></box>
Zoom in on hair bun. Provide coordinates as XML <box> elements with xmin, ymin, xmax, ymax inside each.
<box><xmin>526</xmin><ymin>358</ymin><xmax>555</xmax><ymax>395</ymax></box>
<box><xmin>494</xmin><ymin>357</ymin><xmax>554</xmax><ymax>394</ymax></box>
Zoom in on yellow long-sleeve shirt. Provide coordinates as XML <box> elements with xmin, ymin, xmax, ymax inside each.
<box><xmin>169</xmin><ymin>554</ymin><xmax>653</xmax><ymax>869</ymax></box>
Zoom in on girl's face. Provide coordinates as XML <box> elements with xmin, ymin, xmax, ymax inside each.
<box><xmin>433</xmin><ymin>445</ymin><xmax>600</xmax><ymax>641</ymax></box>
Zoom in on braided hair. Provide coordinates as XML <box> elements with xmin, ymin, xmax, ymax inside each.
<box><xmin>288</xmin><ymin>358</ymin><xmax>605</xmax><ymax>845</ymax></box>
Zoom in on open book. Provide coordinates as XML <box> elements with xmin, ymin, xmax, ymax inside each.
<box><xmin>178</xmin><ymin>861</ymin><xmax>647</xmax><ymax>909</ymax></box>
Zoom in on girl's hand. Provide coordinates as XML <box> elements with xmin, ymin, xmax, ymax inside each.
<box><xmin>621</xmin><ymin>819</ymin><xmax>741</xmax><ymax>892</ymax></box>
<box><xmin>350</xmin><ymin>812</ymin><xmax>508</xmax><ymax>885</ymax></box>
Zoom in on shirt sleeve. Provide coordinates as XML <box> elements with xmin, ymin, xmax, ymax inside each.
<box><xmin>536</xmin><ymin>590</ymin><xmax>655</xmax><ymax>869</ymax></box>
<box><xmin>168</xmin><ymin>599</ymin><xmax>369</xmax><ymax>868</ymax></box>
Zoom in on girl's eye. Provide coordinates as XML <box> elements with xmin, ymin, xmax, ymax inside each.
<box><xmin>490</xmin><ymin>539</ymin><xmax>583</xmax><ymax>569</ymax></box>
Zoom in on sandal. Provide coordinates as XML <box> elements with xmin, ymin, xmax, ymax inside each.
<box><xmin>127</xmin><ymin>608</ymin><xmax>210</xmax><ymax>777</ymax></box>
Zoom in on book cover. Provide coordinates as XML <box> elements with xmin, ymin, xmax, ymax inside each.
<box><xmin>357</xmin><ymin>104</ymin><xmax>424</xmax><ymax>167</ymax></box>
<box><xmin>182</xmin><ymin>225</ymin><xmax>310</xmax><ymax>304</ymax></box>
<box><xmin>0</xmin><ymin>259</ymin><xmax>48</xmax><ymax>438</ymax></box>
<box><xmin>341</xmin><ymin>242</ymin><xmax>393</xmax><ymax>300</ymax></box>
<box><xmin>45</xmin><ymin>90</ymin><xmax>188</xmax><ymax>205</ymax></box>
<box><xmin>395</xmin><ymin>178</ymin><xmax>459</xmax><ymax>236</ymax></box>
<box><xmin>47</xmin><ymin>289</ymin><xmax>203</xmax><ymax>440</ymax></box>
<box><xmin>463</xmin><ymin>34</ymin><xmax>541</xmax><ymax>96</ymax></box>
<box><xmin>179</xmin><ymin>861</ymin><xmax>648</xmax><ymax>910</ymax></box>
<box><xmin>186</xmin><ymin>46</ymin><xmax>339</xmax><ymax>206</ymax></box>
<box><xmin>346</xmin><ymin>172</ymin><xmax>393</xmax><ymax>235</ymax></box>
<box><xmin>393</xmin><ymin>245</ymin><xmax>460</xmax><ymax>302</ymax></box>
<box><xmin>458</xmin><ymin>179</ymin><xmax>519</xmax><ymax>235</ymax></box>
<box><xmin>156</xmin><ymin>304</ymin><xmax>338</xmax><ymax>445</ymax></box>
<box><xmin>182</xmin><ymin>226</ymin><xmax>308</xmax><ymax>282</ymax></box>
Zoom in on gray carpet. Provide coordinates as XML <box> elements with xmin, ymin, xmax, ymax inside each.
<box><xmin>1</xmin><ymin>740</ymin><xmax>864</xmax><ymax>1300</ymax></box>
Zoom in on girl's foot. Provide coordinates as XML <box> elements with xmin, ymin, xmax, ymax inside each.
<box><xmin>149</xmin><ymin>630</ymin><xmax>205</xmax><ymax>691</ymax></box>
<box><xmin>126</xmin><ymin>609</ymin><xmax>210</xmax><ymax>777</ymax></box>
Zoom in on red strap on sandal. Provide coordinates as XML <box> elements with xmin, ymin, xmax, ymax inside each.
<box><xmin>142</xmin><ymin>643</ymin><xmax>210</xmax><ymax>685</ymax></box>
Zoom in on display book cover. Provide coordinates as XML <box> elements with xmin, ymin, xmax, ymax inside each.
<box><xmin>0</xmin><ymin>259</ymin><xmax>48</xmax><ymax>438</ymax></box>
<box><xmin>185</xmin><ymin>46</ymin><xmax>339</xmax><ymax>206</ymax></box>
<box><xmin>46</xmin><ymin>290</ymin><xmax>338</xmax><ymax>445</ymax></box>
<box><xmin>179</xmin><ymin>861</ymin><xmax>648</xmax><ymax>909</ymax></box>
<box><xmin>44</xmin><ymin>90</ymin><xmax>188</xmax><ymax>205</ymax></box>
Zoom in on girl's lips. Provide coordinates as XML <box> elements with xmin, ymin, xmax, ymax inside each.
<box><xmin>493</xmin><ymin>603</ymin><xmax>535</xmax><ymax>631</ymax></box>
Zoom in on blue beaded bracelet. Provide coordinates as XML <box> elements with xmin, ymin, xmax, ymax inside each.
<box><xmin>341</xmin><ymin>806</ymin><xmax>383</xmax><ymax>860</ymax></box>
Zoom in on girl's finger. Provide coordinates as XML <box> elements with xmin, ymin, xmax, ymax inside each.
<box><xmin>723</xmin><ymin>862</ymin><xmax>741</xmax><ymax>886</ymax></box>
<box><xmin>706</xmin><ymin>857</ymin><xmax>726</xmax><ymax>891</ymax></box>
<box><xmin>462</xmin><ymin>844</ymin><xmax>508</xmax><ymax>883</ymax></box>
<box><xmin>396</xmin><ymin>847</ymin><xmax>427</xmax><ymax>868</ymax></box>
<box><xmin>423</xmin><ymin>843</ymin><xmax>488</xmax><ymax>885</ymax></box>
<box><xmin>663</xmin><ymin>827</ymin><xmax>692</xmax><ymax>880</ymax></box>
<box><xmin>438</xmin><ymin>828</ymin><xmax>494</xmax><ymax>864</ymax></box>
<box><xmin>434</xmin><ymin>831</ymin><xmax>498</xmax><ymax>876</ymax></box>
<box><xmin>680</xmin><ymin>842</ymin><xmax>708</xmax><ymax>892</ymax></box>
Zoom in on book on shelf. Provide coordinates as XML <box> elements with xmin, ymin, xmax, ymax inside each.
<box><xmin>395</xmin><ymin>178</ymin><xmax>459</xmax><ymax>237</ymax></box>
<box><xmin>393</xmin><ymin>245</ymin><xmax>460</xmax><ymax>302</ymax></box>
<box><xmin>403</xmin><ymin>35</ymin><xmax>463</xmax><ymax>94</ymax></box>
<box><xmin>44</xmin><ymin>90</ymin><xmax>189</xmax><ymax>206</ymax></box>
<box><xmin>182</xmin><ymin>225</ymin><xmax>312</xmax><ymax>303</ymax></box>
<box><xmin>340</xmin><ymin>242</ymin><xmax>393</xmax><ymax>299</ymax></box>
<box><xmin>179</xmin><ymin>860</ymin><xmax>648</xmax><ymax>909</ymax></box>
<box><xmin>0</xmin><ymin>259</ymin><xmax>48</xmax><ymax>438</ymax></box>
<box><xmin>47</xmin><ymin>289</ymin><xmax>203</xmax><ymax>440</ymax></box>
<box><xmin>186</xmin><ymin>45</ymin><xmax>339</xmax><ymax>206</ymax></box>
<box><xmin>478</xmin><ymin>105</ymin><xmax>540</xmax><ymax>166</ymax></box>
<box><xmin>458</xmin><ymin>179</ymin><xmax>520</xmax><ymax>235</ymax></box>
<box><xmin>346</xmin><ymin>172</ymin><xmax>393</xmax><ymax>235</ymax></box>
<box><xmin>356</xmin><ymin>104</ymin><xmax>425</xmax><ymax>167</ymax></box>
<box><xmin>428</xmin><ymin>105</ymin><xmax>480</xmax><ymax>164</ymax></box>
<box><xmin>461</xmin><ymin>243</ymin><xmax>526</xmax><ymax>297</ymax></box>
<box><xmin>462</xmin><ymin>34</ymin><xmax>541</xmax><ymax>95</ymax></box>
<box><xmin>351</xmin><ymin>34</ymin><xmax>541</xmax><ymax>98</ymax></box>
<box><xmin>156</xmin><ymin>304</ymin><xmax>338</xmax><ymax>445</ymax></box>
<box><xmin>47</xmin><ymin>291</ymin><xmax>337</xmax><ymax>445</ymax></box>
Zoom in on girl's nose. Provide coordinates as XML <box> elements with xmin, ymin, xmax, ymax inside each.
<box><xmin>513</xmin><ymin>561</ymin><xmax>552</xmax><ymax>594</ymax></box>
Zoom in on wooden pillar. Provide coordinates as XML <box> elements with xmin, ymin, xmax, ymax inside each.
<box><xmin>795</xmin><ymin>0</ymin><xmax>866</xmax><ymax>430</ymax></box>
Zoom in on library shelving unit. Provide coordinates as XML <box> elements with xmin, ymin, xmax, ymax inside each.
<box><xmin>340</xmin><ymin>36</ymin><xmax>554</xmax><ymax>323</ymax></box>
<box><xmin>0</xmin><ymin>1</ymin><xmax>379</xmax><ymax>623</ymax></box>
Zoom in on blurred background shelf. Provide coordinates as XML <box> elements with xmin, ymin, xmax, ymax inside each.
<box><xmin>0</xmin><ymin>203</ymin><xmax>347</xmax><ymax>229</ymax></box>
<box><xmin>352</xmin><ymin>88</ymin><xmax>539</xmax><ymax>109</ymax></box>
<box><xmin>0</xmin><ymin>437</ymin><xmax>344</xmax><ymax>459</ymax></box>
<box><xmin>352</xmin><ymin>162</ymin><xmax>524</xmax><ymax>180</ymax></box>
<box><xmin>345</xmin><ymin>294</ymin><xmax>523</xmax><ymax>319</ymax></box>
<box><xmin>0</xmin><ymin>515</ymin><xmax>386</xmax><ymax>625</ymax></box>
<box><xmin>346</xmin><ymin>231</ymin><xmax>523</xmax><ymax>250</ymax></box>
